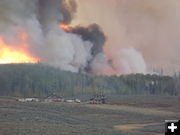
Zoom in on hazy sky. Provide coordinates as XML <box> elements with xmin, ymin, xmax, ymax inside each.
<box><xmin>72</xmin><ymin>0</ymin><xmax>180</xmax><ymax>74</ymax></box>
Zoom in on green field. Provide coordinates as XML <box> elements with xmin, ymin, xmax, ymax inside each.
<box><xmin>0</xmin><ymin>96</ymin><xmax>180</xmax><ymax>135</ymax></box>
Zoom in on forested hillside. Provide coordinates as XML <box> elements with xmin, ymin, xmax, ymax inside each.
<box><xmin>0</xmin><ymin>64</ymin><xmax>179</xmax><ymax>97</ymax></box>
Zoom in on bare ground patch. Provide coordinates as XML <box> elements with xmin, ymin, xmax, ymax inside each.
<box><xmin>113</xmin><ymin>122</ymin><xmax>161</xmax><ymax>132</ymax></box>
<box><xmin>84</xmin><ymin>104</ymin><xmax>178</xmax><ymax>116</ymax></box>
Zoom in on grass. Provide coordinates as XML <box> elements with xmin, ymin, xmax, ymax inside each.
<box><xmin>0</xmin><ymin>96</ymin><xmax>179</xmax><ymax>135</ymax></box>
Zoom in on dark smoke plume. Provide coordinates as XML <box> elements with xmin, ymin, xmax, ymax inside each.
<box><xmin>0</xmin><ymin>0</ymin><xmax>108</xmax><ymax>73</ymax></box>
<box><xmin>72</xmin><ymin>24</ymin><xmax>106</xmax><ymax>57</ymax></box>
<box><xmin>72</xmin><ymin>24</ymin><xmax>107</xmax><ymax>72</ymax></box>
<box><xmin>0</xmin><ymin>0</ymin><xmax>147</xmax><ymax>75</ymax></box>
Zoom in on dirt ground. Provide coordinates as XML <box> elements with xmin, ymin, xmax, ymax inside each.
<box><xmin>0</xmin><ymin>96</ymin><xmax>179</xmax><ymax>135</ymax></box>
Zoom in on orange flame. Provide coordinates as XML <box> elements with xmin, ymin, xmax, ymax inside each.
<box><xmin>0</xmin><ymin>33</ymin><xmax>40</xmax><ymax>64</ymax></box>
<box><xmin>59</xmin><ymin>23</ymin><xmax>72</xmax><ymax>32</ymax></box>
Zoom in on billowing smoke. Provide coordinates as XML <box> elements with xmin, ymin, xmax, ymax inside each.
<box><xmin>72</xmin><ymin>24</ymin><xmax>106</xmax><ymax>72</ymax></box>
<box><xmin>73</xmin><ymin>0</ymin><xmax>180</xmax><ymax>75</ymax></box>
<box><xmin>0</xmin><ymin>0</ymin><xmax>91</xmax><ymax>72</ymax></box>
<box><xmin>0</xmin><ymin>0</ymin><xmax>147</xmax><ymax>75</ymax></box>
<box><xmin>91</xmin><ymin>48</ymin><xmax>146</xmax><ymax>75</ymax></box>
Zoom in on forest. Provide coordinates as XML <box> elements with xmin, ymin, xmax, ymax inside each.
<box><xmin>0</xmin><ymin>63</ymin><xmax>179</xmax><ymax>97</ymax></box>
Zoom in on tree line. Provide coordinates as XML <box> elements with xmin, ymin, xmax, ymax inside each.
<box><xmin>0</xmin><ymin>63</ymin><xmax>179</xmax><ymax>97</ymax></box>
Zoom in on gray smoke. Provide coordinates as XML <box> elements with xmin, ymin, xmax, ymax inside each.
<box><xmin>74</xmin><ymin>0</ymin><xmax>180</xmax><ymax>75</ymax></box>
<box><xmin>0</xmin><ymin>0</ymin><xmax>107</xmax><ymax>73</ymax></box>
<box><xmin>72</xmin><ymin>24</ymin><xmax>106</xmax><ymax>72</ymax></box>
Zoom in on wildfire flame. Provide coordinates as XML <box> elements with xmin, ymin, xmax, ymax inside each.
<box><xmin>59</xmin><ymin>23</ymin><xmax>72</xmax><ymax>32</ymax></box>
<box><xmin>0</xmin><ymin>32</ymin><xmax>39</xmax><ymax>64</ymax></box>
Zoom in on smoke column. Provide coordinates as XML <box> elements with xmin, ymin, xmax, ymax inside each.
<box><xmin>0</xmin><ymin>0</ymin><xmax>93</xmax><ymax>72</ymax></box>
<box><xmin>74</xmin><ymin>0</ymin><xmax>180</xmax><ymax>75</ymax></box>
<box><xmin>0</xmin><ymin>0</ymin><xmax>149</xmax><ymax>75</ymax></box>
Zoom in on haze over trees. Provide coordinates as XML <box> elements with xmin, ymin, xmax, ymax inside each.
<box><xmin>0</xmin><ymin>64</ymin><xmax>179</xmax><ymax>97</ymax></box>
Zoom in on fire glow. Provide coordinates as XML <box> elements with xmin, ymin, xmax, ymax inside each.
<box><xmin>59</xmin><ymin>23</ymin><xmax>72</xmax><ymax>32</ymax></box>
<box><xmin>0</xmin><ymin>33</ymin><xmax>39</xmax><ymax>64</ymax></box>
